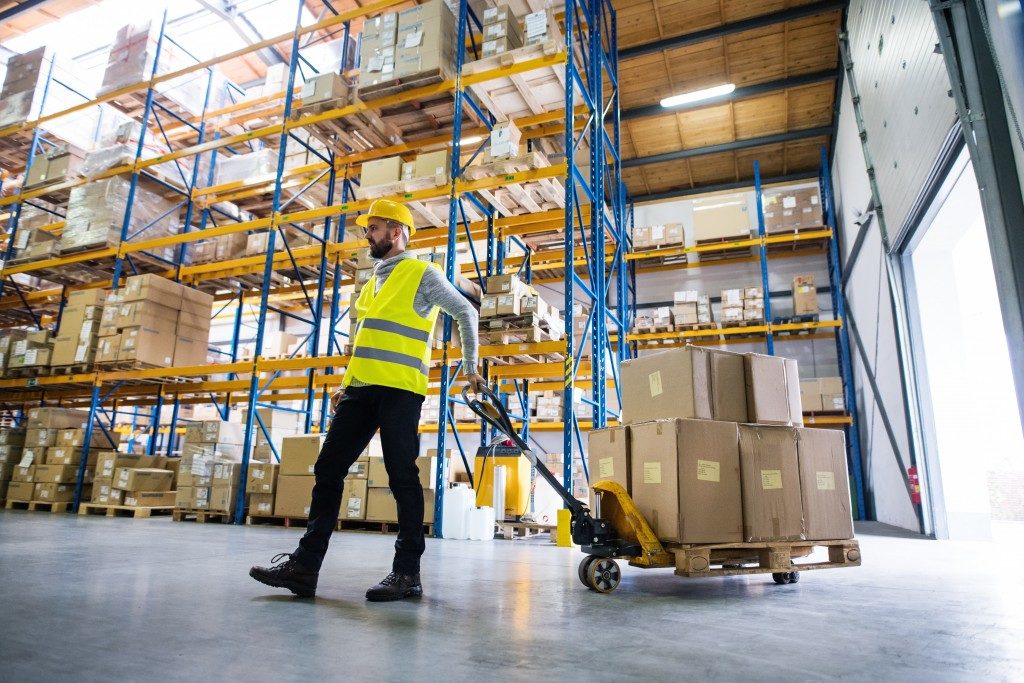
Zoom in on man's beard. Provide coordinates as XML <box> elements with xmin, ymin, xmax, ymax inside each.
<box><xmin>368</xmin><ymin>234</ymin><xmax>394</xmax><ymax>259</ymax></box>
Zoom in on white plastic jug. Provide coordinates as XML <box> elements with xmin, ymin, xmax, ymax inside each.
<box><xmin>441</xmin><ymin>484</ymin><xmax>474</xmax><ymax>540</ymax></box>
<box><xmin>491</xmin><ymin>465</ymin><xmax>506</xmax><ymax>521</ymax></box>
<box><xmin>467</xmin><ymin>506</ymin><xmax>495</xmax><ymax>541</ymax></box>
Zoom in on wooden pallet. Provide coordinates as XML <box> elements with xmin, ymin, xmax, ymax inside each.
<box><xmin>669</xmin><ymin>538</ymin><xmax>861</xmax><ymax>577</ymax></box>
<box><xmin>338</xmin><ymin>519</ymin><xmax>433</xmax><ymax>535</ymax></box>
<box><xmin>632</xmin><ymin>242</ymin><xmax>685</xmax><ymax>254</ymax></box>
<box><xmin>463</xmin><ymin>39</ymin><xmax>566</xmax><ymax>122</ymax></box>
<box><xmin>496</xmin><ymin>520</ymin><xmax>555</xmax><ymax>540</ymax></box>
<box><xmin>246</xmin><ymin>512</ymin><xmax>306</xmax><ymax>528</ymax></box>
<box><xmin>295</xmin><ymin>96</ymin><xmax>401</xmax><ymax>154</ymax></box>
<box><xmin>172</xmin><ymin>508</ymin><xmax>233</xmax><ymax>524</ymax></box>
<box><xmin>49</xmin><ymin>363</ymin><xmax>93</xmax><ymax>376</ymax></box>
<box><xmin>693</xmin><ymin>234</ymin><xmax>757</xmax><ymax>261</ymax></box>
<box><xmin>4</xmin><ymin>365</ymin><xmax>51</xmax><ymax>379</ymax></box>
<box><xmin>673</xmin><ymin>322</ymin><xmax>719</xmax><ymax>333</ymax></box>
<box><xmin>773</xmin><ymin>314</ymin><xmax>820</xmax><ymax>325</ymax></box>
<box><xmin>4</xmin><ymin>499</ymin><xmax>71</xmax><ymax>513</ymax></box>
<box><xmin>357</xmin><ymin>67</ymin><xmax>450</xmax><ymax>102</ymax></box>
<box><xmin>78</xmin><ymin>502</ymin><xmax>173</xmax><ymax>518</ymax></box>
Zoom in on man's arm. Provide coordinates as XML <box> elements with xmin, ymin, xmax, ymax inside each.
<box><xmin>418</xmin><ymin>266</ymin><xmax>482</xmax><ymax>384</ymax></box>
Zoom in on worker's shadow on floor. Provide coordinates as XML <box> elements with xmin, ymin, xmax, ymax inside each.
<box><xmin>251</xmin><ymin>593</ymin><xmax>442</xmax><ymax>618</ymax></box>
<box><xmin>623</xmin><ymin>573</ymin><xmax>787</xmax><ymax>600</ymax></box>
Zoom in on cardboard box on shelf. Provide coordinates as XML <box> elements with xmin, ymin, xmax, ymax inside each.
<box><xmin>96</xmin><ymin>335</ymin><xmax>121</xmax><ymax>363</ymax></box>
<box><xmin>124</xmin><ymin>490</ymin><xmax>176</xmax><ymax>507</ymax></box>
<box><xmin>693</xmin><ymin>195</ymin><xmax>750</xmax><ymax>241</ymax></box>
<box><xmin>630</xmin><ymin>419</ymin><xmax>743</xmax><ymax>544</ymax></box>
<box><xmin>800</xmin><ymin>380</ymin><xmax>825</xmax><ymax>412</ymax></box>
<box><xmin>25</xmin><ymin>429</ymin><xmax>58</xmax><ymax>449</ymax></box>
<box><xmin>792</xmin><ymin>275</ymin><xmax>818</xmax><ymax>315</ymax></box>
<box><xmin>300</xmin><ymin>72</ymin><xmax>348</xmax><ymax>107</ymax></box>
<box><xmin>122</xmin><ymin>273</ymin><xmax>185</xmax><ymax>308</ymax></box>
<box><xmin>620</xmin><ymin>346</ymin><xmax>747</xmax><ymax>425</ymax></box>
<box><xmin>490</xmin><ymin>120</ymin><xmax>521</xmax><ymax>160</ymax></box>
<box><xmin>280</xmin><ymin>434</ymin><xmax>325</xmax><ymax>476</ymax></box>
<box><xmin>366</xmin><ymin>487</ymin><xmax>398</xmax><ymax>522</ymax></box>
<box><xmin>207</xmin><ymin>485</ymin><xmax>238</xmax><ymax>513</ymax></box>
<box><xmin>190</xmin><ymin>486</ymin><xmax>211</xmax><ymax>510</ymax></box>
<box><xmin>185</xmin><ymin>420</ymin><xmax>246</xmax><ymax>445</ymax></box>
<box><xmin>738</xmin><ymin>425</ymin><xmax>804</xmax><ymax>542</ymax></box>
<box><xmin>56</xmin><ymin>427</ymin><xmax>119</xmax><ymax>449</ymax></box>
<box><xmin>12</xmin><ymin>465</ymin><xmax>36</xmax><ymax>483</ymax></box>
<box><xmin>248</xmin><ymin>492</ymin><xmax>275</xmax><ymax>516</ymax></box>
<box><xmin>744</xmin><ymin>353</ymin><xmax>803</xmax><ymax>426</ymax></box>
<box><xmin>412</xmin><ymin>149</ymin><xmax>449</xmax><ymax>185</ymax></box>
<box><xmin>118</xmin><ymin>322</ymin><xmax>177</xmax><ymax>366</ymax></box>
<box><xmin>34</xmin><ymin>482</ymin><xmax>76</xmax><ymax>503</ymax></box>
<box><xmin>7</xmin><ymin>480</ymin><xmax>36</xmax><ymax>501</ymax></box>
<box><xmin>212</xmin><ymin>462</ymin><xmax>243</xmax><ymax>487</ymax></box>
<box><xmin>672</xmin><ymin>303</ymin><xmax>698</xmax><ymax>326</ymax></box>
<box><xmin>114</xmin><ymin>300</ymin><xmax>179</xmax><ymax>329</ymax></box>
<box><xmin>361</xmin><ymin>156</ymin><xmax>402</xmax><ymax>187</ymax></box>
<box><xmin>796</xmin><ymin>427</ymin><xmax>854</xmax><ymax>540</ymax></box>
<box><xmin>246</xmin><ymin>462</ymin><xmax>279</xmax><ymax>494</ymax></box>
<box><xmin>113</xmin><ymin>467</ymin><xmax>174</xmax><ymax>492</ymax></box>
<box><xmin>96</xmin><ymin>452</ymin><xmax>143</xmax><ymax>479</ymax></box>
<box><xmin>92</xmin><ymin>479</ymin><xmax>124</xmax><ymax>505</ymax></box>
<box><xmin>45</xmin><ymin>447</ymin><xmax>98</xmax><ymax>466</ymax></box>
<box><xmin>33</xmin><ymin>464</ymin><xmax>83</xmax><ymax>484</ymax></box>
<box><xmin>343</xmin><ymin>478</ymin><xmax>368</xmax><ymax>520</ymax></box>
<box><xmin>274</xmin><ymin>475</ymin><xmax>314</xmax><ymax>518</ymax></box>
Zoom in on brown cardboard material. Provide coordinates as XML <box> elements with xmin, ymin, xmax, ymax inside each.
<box><xmin>343</xmin><ymin>478</ymin><xmax>368</xmax><ymax>520</ymax></box>
<box><xmin>366</xmin><ymin>487</ymin><xmax>398</xmax><ymax>522</ymax></box>
<box><xmin>56</xmin><ymin>427</ymin><xmax>119</xmax><ymax>449</ymax></box>
<box><xmin>361</xmin><ymin>156</ymin><xmax>402</xmax><ymax>187</ymax></box>
<box><xmin>212</xmin><ymin>462</ymin><xmax>243</xmax><ymax>487</ymax></box>
<box><xmin>346</xmin><ymin>460</ymin><xmax>368</xmax><ymax>480</ymax></box>
<box><xmin>185</xmin><ymin>420</ymin><xmax>246</xmax><ymax>445</ymax></box>
<box><xmin>629</xmin><ymin>419</ymin><xmax>743</xmax><ymax>544</ymax></box>
<box><xmin>12</xmin><ymin>465</ymin><xmax>35</xmax><ymax>483</ymax></box>
<box><xmin>792</xmin><ymin>275</ymin><xmax>819</xmax><ymax>315</ymax></box>
<box><xmin>620</xmin><ymin>346</ymin><xmax>747</xmax><ymax>425</ymax></box>
<box><xmin>587</xmin><ymin>426</ymin><xmax>630</xmax><ymax>511</ymax></box>
<box><xmin>796</xmin><ymin>427</ymin><xmax>854</xmax><ymax>540</ymax></box>
<box><xmin>274</xmin><ymin>475</ymin><xmax>314</xmax><ymax>517</ymax></box>
<box><xmin>124</xmin><ymin>490</ymin><xmax>176</xmax><ymax>507</ymax></box>
<box><xmin>190</xmin><ymin>486</ymin><xmax>211</xmax><ymax>510</ymax></box>
<box><xmin>122</xmin><ymin>273</ymin><xmax>184</xmax><ymax>308</ymax></box>
<box><xmin>175</xmin><ymin>486</ymin><xmax>194</xmax><ymax>509</ymax></box>
<box><xmin>367</xmin><ymin>457</ymin><xmax>388</xmax><ymax>487</ymax></box>
<box><xmin>27</xmin><ymin>407</ymin><xmax>89</xmax><ymax>430</ymax></box>
<box><xmin>280</xmin><ymin>434</ymin><xmax>324</xmax><ymax>476</ymax></box>
<box><xmin>33</xmin><ymin>464</ymin><xmax>83</xmax><ymax>484</ymax></box>
<box><xmin>738</xmin><ymin>425</ymin><xmax>804</xmax><ymax>542</ymax></box>
<box><xmin>113</xmin><ymin>467</ymin><xmax>174</xmax><ymax>492</ymax></box>
<box><xmin>207</xmin><ymin>485</ymin><xmax>238</xmax><ymax>513</ymax></box>
<box><xmin>246</xmin><ymin>462</ymin><xmax>279</xmax><ymax>494</ymax></box>
<box><xmin>92</xmin><ymin>478</ymin><xmax>116</xmax><ymax>504</ymax></box>
<box><xmin>97</xmin><ymin>335</ymin><xmax>121</xmax><ymax>363</ymax></box>
<box><xmin>45</xmin><ymin>447</ymin><xmax>98</xmax><ymax>466</ymax></box>
<box><xmin>7</xmin><ymin>480</ymin><xmax>35</xmax><ymax>501</ymax></box>
<box><xmin>25</xmin><ymin>428</ymin><xmax>58</xmax><ymax>448</ymax></box>
<box><xmin>114</xmin><ymin>300</ymin><xmax>179</xmax><ymax>328</ymax></box>
<box><xmin>118</xmin><ymin>323</ymin><xmax>177</xmax><ymax>366</ymax></box>
<box><xmin>744</xmin><ymin>353</ymin><xmax>802</xmax><ymax>426</ymax></box>
<box><xmin>417</xmin><ymin>455</ymin><xmax>437</xmax><ymax>489</ymax></box>
<box><xmin>96</xmin><ymin>452</ymin><xmax>143</xmax><ymax>479</ymax></box>
<box><xmin>248</xmin><ymin>492</ymin><xmax>275</xmax><ymax>516</ymax></box>
<box><xmin>34</xmin><ymin>482</ymin><xmax>76</xmax><ymax>502</ymax></box>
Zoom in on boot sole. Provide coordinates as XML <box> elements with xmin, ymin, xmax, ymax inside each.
<box><xmin>249</xmin><ymin>568</ymin><xmax>316</xmax><ymax>598</ymax></box>
<box><xmin>366</xmin><ymin>585</ymin><xmax>423</xmax><ymax>602</ymax></box>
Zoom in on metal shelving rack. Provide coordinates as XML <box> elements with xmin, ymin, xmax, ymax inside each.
<box><xmin>624</xmin><ymin>152</ymin><xmax>866</xmax><ymax>518</ymax></box>
<box><xmin>0</xmin><ymin>0</ymin><xmax>629</xmax><ymax>528</ymax></box>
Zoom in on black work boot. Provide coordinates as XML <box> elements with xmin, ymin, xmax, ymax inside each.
<box><xmin>250</xmin><ymin>553</ymin><xmax>318</xmax><ymax>598</ymax></box>
<box><xmin>365</xmin><ymin>571</ymin><xmax>422</xmax><ymax>602</ymax></box>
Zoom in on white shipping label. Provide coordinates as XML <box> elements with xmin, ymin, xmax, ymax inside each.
<box><xmin>648</xmin><ymin>370</ymin><xmax>663</xmax><ymax>397</ymax></box>
<box><xmin>74</xmin><ymin>345</ymin><xmax>87</xmax><ymax>363</ymax></box>
<box><xmin>403</xmin><ymin>31</ymin><xmax>423</xmax><ymax>48</ymax></box>
<box><xmin>16</xmin><ymin>230</ymin><xmax>29</xmax><ymax>249</ymax></box>
<box><xmin>18</xmin><ymin>451</ymin><xmax>33</xmax><ymax>468</ymax></box>
<box><xmin>816</xmin><ymin>471</ymin><xmax>836</xmax><ymax>491</ymax></box>
<box><xmin>761</xmin><ymin>469</ymin><xmax>783</xmax><ymax>490</ymax></box>
<box><xmin>24</xmin><ymin>349</ymin><xmax>37</xmax><ymax>364</ymax></box>
<box><xmin>782</xmin><ymin>196</ymin><xmax>797</xmax><ymax>209</ymax></box>
<box><xmin>367</xmin><ymin>56</ymin><xmax>384</xmax><ymax>72</ymax></box>
<box><xmin>40</xmin><ymin>488</ymin><xmax>50</xmax><ymax>499</ymax></box>
<box><xmin>598</xmin><ymin>457</ymin><xmax>614</xmax><ymax>479</ymax></box>
<box><xmin>117</xmin><ymin>471</ymin><xmax>129</xmax><ymax>486</ymax></box>
<box><xmin>696</xmin><ymin>459</ymin><xmax>720</xmax><ymax>483</ymax></box>
<box><xmin>126</xmin><ymin>496</ymin><xmax>137</xmax><ymax>506</ymax></box>
<box><xmin>253</xmin><ymin>469</ymin><xmax>265</xmax><ymax>480</ymax></box>
<box><xmin>14</xmin><ymin>340</ymin><xmax>26</xmax><ymax>354</ymax></box>
<box><xmin>257</xmin><ymin>502</ymin><xmax>271</xmax><ymax>513</ymax></box>
<box><xmin>651</xmin><ymin>225</ymin><xmax>665</xmax><ymax>240</ymax></box>
<box><xmin>643</xmin><ymin>462</ymin><xmax>662</xmax><ymax>485</ymax></box>
<box><xmin>525</xmin><ymin>11</ymin><xmax>547</xmax><ymax>38</ymax></box>
<box><xmin>307</xmin><ymin>464</ymin><xmax>315</xmax><ymax>474</ymax></box>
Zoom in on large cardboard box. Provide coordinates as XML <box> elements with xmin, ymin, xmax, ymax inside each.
<box><xmin>124</xmin><ymin>490</ymin><xmax>176</xmax><ymax>507</ymax></box>
<box><xmin>56</xmin><ymin>427</ymin><xmax>119</xmax><ymax>449</ymax></box>
<box><xmin>280</xmin><ymin>434</ymin><xmax>324</xmax><ymax>476</ymax></box>
<box><xmin>629</xmin><ymin>419</ymin><xmax>743</xmax><ymax>544</ymax></box>
<box><xmin>248</xmin><ymin>492</ymin><xmax>275</xmax><ymax>516</ymax></box>
<box><xmin>744</xmin><ymin>353</ymin><xmax>803</xmax><ymax>426</ymax></box>
<box><xmin>92</xmin><ymin>478</ymin><xmax>121</xmax><ymax>505</ymax></box>
<box><xmin>33</xmin><ymin>464</ymin><xmax>82</xmax><ymax>484</ymax></box>
<box><xmin>417</xmin><ymin>455</ymin><xmax>438</xmax><ymax>489</ymax></box>
<box><xmin>45</xmin><ymin>447</ymin><xmax>99</xmax><ymax>466</ymax></box>
<box><xmin>185</xmin><ymin>420</ymin><xmax>245</xmax><ymax>445</ymax></box>
<box><xmin>367</xmin><ymin>456</ymin><xmax>388</xmax><ymax>487</ymax></box>
<box><xmin>122</xmin><ymin>274</ymin><xmax>184</xmax><ymax>308</ymax></box>
<box><xmin>620</xmin><ymin>346</ymin><xmax>747</xmax><ymax>425</ymax></box>
<box><xmin>208</xmin><ymin>485</ymin><xmax>238</xmax><ymax>513</ymax></box>
<box><xmin>114</xmin><ymin>300</ymin><xmax>179</xmax><ymax>328</ymax></box>
<box><xmin>246</xmin><ymin>462</ymin><xmax>279</xmax><ymax>494</ymax></box>
<box><xmin>587</xmin><ymin>426</ymin><xmax>629</xmax><ymax>511</ymax></box>
<box><xmin>212</xmin><ymin>462</ymin><xmax>243</xmax><ymax>487</ymax></box>
<box><xmin>7</xmin><ymin>480</ymin><xmax>35</xmax><ymax>501</ymax></box>
<box><xmin>366</xmin><ymin>487</ymin><xmax>398</xmax><ymax>522</ymax></box>
<box><xmin>343</xmin><ymin>478</ymin><xmax>369</xmax><ymax>520</ymax></box>
<box><xmin>113</xmin><ymin>467</ymin><xmax>174</xmax><ymax>492</ymax></box>
<box><xmin>274</xmin><ymin>475</ymin><xmax>314</xmax><ymax>517</ymax></box>
<box><xmin>34</xmin><ymin>482</ymin><xmax>76</xmax><ymax>502</ymax></box>
<box><xmin>738</xmin><ymin>425</ymin><xmax>804</xmax><ymax>542</ymax></box>
<box><xmin>27</xmin><ymin>407</ymin><xmax>89</xmax><ymax>430</ymax></box>
<box><xmin>96</xmin><ymin>452</ymin><xmax>143</xmax><ymax>479</ymax></box>
<box><xmin>26</xmin><ymin>427</ymin><xmax>59</xmax><ymax>448</ymax></box>
<box><xmin>797</xmin><ymin>428</ymin><xmax>854</xmax><ymax>540</ymax></box>
<box><xmin>361</xmin><ymin>156</ymin><xmax>401</xmax><ymax>187</ymax></box>
<box><xmin>800</xmin><ymin>380</ymin><xmax>824</xmax><ymax>412</ymax></box>
<box><xmin>692</xmin><ymin>195</ymin><xmax>750</xmax><ymax>241</ymax></box>
<box><xmin>119</xmin><ymin>322</ymin><xmax>177</xmax><ymax>366</ymax></box>
<box><xmin>792</xmin><ymin>275</ymin><xmax>819</xmax><ymax>315</ymax></box>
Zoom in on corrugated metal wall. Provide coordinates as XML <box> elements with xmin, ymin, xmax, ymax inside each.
<box><xmin>831</xmin><ymin>0</ymin><xmax>958</xmax><ymax>531</ymax></box>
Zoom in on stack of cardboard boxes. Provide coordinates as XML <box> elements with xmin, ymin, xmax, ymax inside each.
<box><xmin>10</xmin><ymin>408</ymin><xmax>95</xmax><ymax>503</ymax></box>
<box><xmin>358</xmin><ymin>0</ymin><xmax>457</xmax><ymax>94</ymax></box>
<box><xmin>365</xmin><ymin>440</ymin><xmax>438</xmax><ymax>523</ymax></box>
<box><xmin>245</xmin><ymin>461</ymin><xmax>280</xmax><ymax>517</ymax></box>
<box><xmin>800</xmin><ymin>377</ymin><xmax>846</xmax><ymax>413</ymax></box>
<box><xmin>189</xmin><ymin>232</ymin><xmax>248</xmax><ymax>265</ymax></box>
<box><xmin>94</xmin><ymin>451</ymin><xmax>178</xmax><ymax>508</ymax></box>
<box><xmin>632</xmin><ymin>224</ymin><xmax>685</xmax><ymax>251</ymax></box>
<box><xmin>5</xmin><ymin>204</ymin><xmax>61</xmax><ymax>265</ymax></box>
<box><xmin>174</xmin><ymin>420</ymin><xmax>244</xmax><ymax>513</ymax></box>
<box><xmin>274</xmin><ymin>434</ymin><xmax>324</xmax><ymax>518</ymax></box>
<box><xmin>479</xmin><ymin>274</ymin><xmax>563</xmax><ymax>335</ymax></box>
<box><xmin>24</xmin><ymin>144</ymin><xmax>85</xmax><ymax>190</ymax></box>
<box><xmin>61</xmin><ymin>177</ymin><xmax>181</xmax><ymax>255</ymax></box>
<box><xmin>0</xmin><ymin>47</ymin><xmax>47</xmax><ymax>129</ymax></box>
<box><xmin>589</xmin><ymin>346</ymin><xmax>853</xmax><ymax>547</ymax></box>
<box><xmin>357</xmin><ymin>148</ymin><xmax>451</xmax><ymax>198</ymax></box>
<box><xmin>0</xmin><ymin>429</ymin><xmax>26</xmax><ymax>504</ymax></box>
<box><xmin>792</xmin><ymin>275</ymin><xmax>819</xmax><ymax>316</ymax></box>
<box><xmin>672</xmin><ymin>290</ymin><xmax>714</xmax><ymax>328</ymax></box>
<box><xmin>487</xmin><ymin>120</ymin><xmax>522</xmax><ymax>161</ymax></box>
<box><xmin>3</xmin><ymin>329</ymin><xmax>53</xmax><ymax>375</ymax></box>
<box><xmin>481</xmin><ymin>6</ymin><xmax>523</xmax><ymax>57</ymax></box>
<box><xmin>720</xmin><ymin>286</ymin><xmax>764</xmax><ymax>324</ymax></box>
<box><xmin>51</xmin><ymin>290</ymin><xmax>106</xmax><ymax>371</ymax></box>
<box><xmin>763</xmin><ymin>187</ymin><xmax>823</xmax><ymax>233</ymax></box>
<box><xmin>0</xmin><ymin>330</ymin><xmax>28</xmax><ymax>377</ymax></box>
<box><xmin>97</xmin><ymin>274</ymin><xmax>213</xmax><ymax>368</ymax></box>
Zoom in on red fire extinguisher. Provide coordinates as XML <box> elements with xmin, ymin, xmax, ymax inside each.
<box><xmin>907</xmin><ymin>466</ymin><xmax>922</xmax><ymax>505</ymax></box>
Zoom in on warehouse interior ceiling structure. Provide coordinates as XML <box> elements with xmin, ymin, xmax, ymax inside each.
<box><xmin>0</xmin><ymin>0</ymin><xmax>844</xmax><ymax>202</ymax></box>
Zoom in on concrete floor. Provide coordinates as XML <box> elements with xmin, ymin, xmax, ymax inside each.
<box><xmin>0</xmin><ymin>514</ymin><xmax>1021</xmax><ymax>682</ymax></box>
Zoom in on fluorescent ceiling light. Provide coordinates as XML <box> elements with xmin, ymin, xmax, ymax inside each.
<box><xmin>660</xmin><ymin>83</ymin><xmax>736</xmax><ymax>108</ymax></box>
<box><xmin>456</xmin><ymin>135</ymin><xmax>483</xmax><ymax>146</ymax></box>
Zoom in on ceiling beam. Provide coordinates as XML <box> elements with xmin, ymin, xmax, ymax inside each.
<box><xmin>622</xmin><ymin>69</ymin><xmax>839</xmax><ymax>121</ymax></box>
<box><xmin>619</xmin><ymin>0</ymin><xmax>846</xmax><ymax>61</ymax></box>
<box><xmin>631</xmin><ymin>171</ymin><xmax>819</xmax><ymax>204</ymax></box>
<box><xmin>622</xmin><ymin>126</ymin><xmax>833</xmax><ymax>168</ymax></box>
<box><xmin>0</xmin><ymin>0</ymin><xmax>52</xmax><ymax>23</ymax></box>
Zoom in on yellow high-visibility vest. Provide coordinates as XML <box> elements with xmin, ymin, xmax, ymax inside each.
<box><xmin>344</xmin><ymin>258</ymin><xmax>439</xmax><ymax>395</ymax></box>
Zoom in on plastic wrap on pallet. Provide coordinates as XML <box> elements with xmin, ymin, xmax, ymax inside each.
<box><xmin>0</xmin><ymin>47</ymin><xmax>49</xmax><ymax>128</ymax></box>
<box><xmin>80</xmin><ymin>144</ymin><xmax>136</xmax><ymax>177</ymax></box>
<box><xmin>61</xmin><ymin>177</ymin><xmax>180</xmax><ymax>255</ymax></box>
<box><xmin>214</xmin><ymin>148</ymin><xmax>276</xmax><ymax>186</ymax></box>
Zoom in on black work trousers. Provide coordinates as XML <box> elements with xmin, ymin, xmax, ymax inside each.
<box><xmin>293</xmin><ymin>384</ymin><xmax>426</xmax><ymax>574</ymax></box>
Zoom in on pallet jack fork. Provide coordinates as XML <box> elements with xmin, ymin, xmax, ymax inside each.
<box><xmin>463</xmin><ymin>387</ymin><xmax>673</xmax><ymax>591</ymax></box>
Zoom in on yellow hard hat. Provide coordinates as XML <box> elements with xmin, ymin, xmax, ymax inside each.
<box><xmin>355</xmin><ymin>198</ymin><xmax>416</xmax><ymax>236</ymax></box>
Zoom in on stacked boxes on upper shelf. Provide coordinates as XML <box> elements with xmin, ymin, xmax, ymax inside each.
<box><xmin>632</xmin><ymin>223</ymin><xmax>684</xmax><ymax>251</ymax></box>
<box><xmin>763</xmin><ymin>186</ymin><xmax>823</xmax><ymax>233</ymax></box>
<box><xmin>275</xmin><ymin>433</ymin><xmax>325</xmax><ymax>518</ymax></box>
<box><xmin>175</xmin><ymin>420</ymin><xmax>244</xmax><ymax>513</ymax></box>
<box><xmin>358</xmin><ymin>0</ymin><xmax>457</xmax><ymax>96</ymax></box>
<box><xmin>4</xmin><ymin>328</ymin><xmax>54</xmax><ymax>375</ymax></box>
<box><xmin>800</xmin><ymin>377</ymin><xmax>846</xmax><ymax>413</ymax></box>
<box><xmin>720</xmin><ymin>286</ymin><xmax>763</xmax><ymax>324</ymax></box>
<box><xmin>671</xmin><ymin>289</ymin><xmax>713</xmax><ymax>328</ymax></box>
<box><xmin>589</xmin><ymin>345</ymin><xmax>852</xmax><ymax>549</ymax></box>
<box><xmin>61</xmin><ymin>176</ymin><xmax>181</xmax><ymax>255</ymax></box>
<box><xmin>51</xmin><ymin>289</ymin><xmax>106</xmax><ymax>370</ymax></box>
<box><xmin>0</xmin><ymin>47</ymin><xmax>48</xmax><ymax>129</ymax></box>
<box><xmin>5</xmin><ymin>204</ymin><xmax>62</xmax><ymax>264</ymax></box>
<box><xmin>97</xmin><ymin>274</ymin><xmax>213</xmax><ymax>368</ymax></box>
<box><xmin>792</xmin><ymin>275</ymin><xmax>819</xmax><ymax>316</ymax></box>
<box><xmin>481</xmin><ymin>5</ymin><xmax>523</xmax><ymax>57</ymax></box>
<box><xmin>0</xmin><ymin>429</ymin><xmax>26</xmax><ymax>504</ymax></box>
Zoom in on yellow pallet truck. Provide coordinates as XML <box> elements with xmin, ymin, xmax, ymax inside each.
<box><xmin>463</xmin><ymin>386</ymin><xmax>861</xmax><ymax>593</ymax></box>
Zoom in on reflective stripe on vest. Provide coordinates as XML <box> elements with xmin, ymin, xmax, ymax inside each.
<box><xmin>343</xmin><ymin>258</ymin><xmax>439</xmax><ymax>394</ymax></box>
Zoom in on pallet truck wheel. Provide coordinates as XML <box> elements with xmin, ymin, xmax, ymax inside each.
<box><xmin>787</xmin><ymin>571</ymin><xmax>800</xmax><ymax>583</ymax></box>
<box><xmin>772</xmin><ymin>572</ymin><xmax>789</xmax><ymax>585</ymax></box>
<box><xmin>586</xmin><ymin>558</ymin><xmax>621</xmax><ymax>593</ymax></box>
<box><xmin>578</xmin><ymin>555</ymin><xmax>597</xmax><ymax>587</ymax></box>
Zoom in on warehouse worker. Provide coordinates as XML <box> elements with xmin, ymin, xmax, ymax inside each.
<box><xmin>250</xmin><ymin>198</ymin><xmax>485</xmax><ymax>601</ymax></box>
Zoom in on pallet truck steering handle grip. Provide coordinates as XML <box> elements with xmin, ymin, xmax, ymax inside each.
<box><xmin>461</xmin><ymin>384</ymin><xmax>528</xmax><ymax>451</ymax></box>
